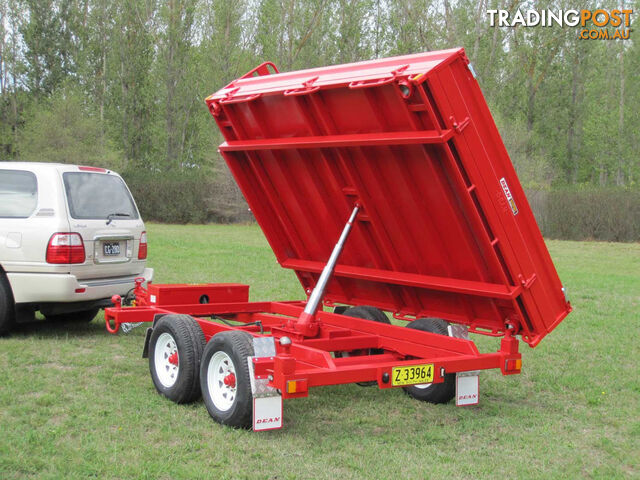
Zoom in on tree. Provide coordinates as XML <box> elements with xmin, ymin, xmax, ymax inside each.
<box><xmin>17</xmin><ymin>86</ymin><xmax>121</xmax><ymax>167</ymax></box>
<box><xmin>109</xmin><ymin>0</ymin><xmax>156</xmax><ymax>167</ymax></box>
<box><xmin>157</xmin><ymin>0</ymin><xmax>196</xmax><ymax>167</ymax></box>
<box><xmin>21</xmin><ymin>0</ymin><xmax>78</xmax><ymax>95</ymax></box>
<box><xmin>0</xmin><ymin>0</ymin><xmax>638</xmax><ymax>224</ymax></box>
<box><xmin>0</xmin><ymin>0</ymin><xmax>25</xmax><ymax>157</ymax></box>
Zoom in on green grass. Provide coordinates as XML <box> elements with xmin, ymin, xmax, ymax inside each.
<box><xmin>1</xmin><ymin>223</ymin><xmax>638</xmax><ymax>479</ymax></box>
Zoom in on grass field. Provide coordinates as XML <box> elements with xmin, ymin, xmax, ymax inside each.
<box><xmin>1</xmin><ymin>223</ymin><xmax>638</xmax><ymax>479</ymax></box>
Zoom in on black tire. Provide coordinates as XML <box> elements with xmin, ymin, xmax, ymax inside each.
<box><xmin>341</xmin><ymin>306</ymin><xmax>390</xmax><ymax>355</ymax></box>
<box><xmin>149</xmin><ymin>314</ymin><xmax>206</xmax><ymax>404</ymax></box>
<box><xmin>0</xmin><ymin>274</ymin><xmax>15</xmax><ymax>335</ymax></box>
<box><xmin>342</xmin><ymin>305</ymin><xmax>390</xmax><ymax>325</ymax></box>
<box><xmin>200</xmin><ymin>330</ymin><xmax>255</xmax><ymax>428</ymax></box>
<box><xmin>403</xmin><ymin>317</ymin><xmax>456</xmax><ymax>404</ymax></box>
<box><xmin>45</xmin><ymin>307</ymin><xmax>100</xmax><ymax>323</ymax></box>
<box><xmin>340</xmin><ymin>306</ymin><xmax>391</xmax><ymax>386</ymax></box>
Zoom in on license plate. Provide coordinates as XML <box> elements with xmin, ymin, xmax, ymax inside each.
<box><xmin>103</xmin><ymin>242</ymin><xmax>121</xmax><ymax>256</ymax></box>
<box><xmin>392</xmin><ymin>364</ymin><xmax>434</xmax><ymax>386</ymax></box>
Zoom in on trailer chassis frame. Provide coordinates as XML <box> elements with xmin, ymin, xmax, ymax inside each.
<box><xmin>106</xmin><ymin>295</ymin><xmax>522</xmax><ymax>401</ymax></box>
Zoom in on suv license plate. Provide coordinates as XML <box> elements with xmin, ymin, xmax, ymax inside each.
<box><xmin>103</xmin><ymin>242</ymin><xmax>121</xmax><ymax>256</ymax></box>
<box><xmin>392</xmin><ymin>364</ymin><xmax>434</xmax><ymax>386</ymax></box>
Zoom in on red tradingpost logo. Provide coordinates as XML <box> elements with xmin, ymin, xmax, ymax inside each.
<box><xmin>486</xmin><ymin>8</ymin><xmax>633</xmax><ymax>40</ymax></box>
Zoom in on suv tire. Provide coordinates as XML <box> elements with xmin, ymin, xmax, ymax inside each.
<box><xmin>0</xmin><ymin>274</ymin><xmax>15</xmax><ymax>335</ymax></box>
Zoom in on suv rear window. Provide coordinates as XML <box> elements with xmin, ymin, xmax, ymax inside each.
<box><xmin>63</xmin><ymin>172</ymin><xmax>139</xmax><ymax>220</ymax></box>
<box><xmin>0</xmin><ymin>169</ymin><xmax>38</xmax><ymax>218</ymax></box>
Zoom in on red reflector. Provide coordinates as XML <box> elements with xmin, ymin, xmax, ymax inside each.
<box><xmin>78</xmin><ymin>166</ymin><xmax>107</xmax><ymax>172</ymax></box>
<box><xmin>46</xmin><ymin>233</ymin><xmax>85</xmax><ymax>264</ymax></box>
<box><xmin>138</xmin><ymin>231</ymin><xmax>147</xmax><ymax>259</ymax></box>
<box><xmin>75</xmin><ymin>288</ymin><xmax>86</xmax><ymax>293</ymax></box>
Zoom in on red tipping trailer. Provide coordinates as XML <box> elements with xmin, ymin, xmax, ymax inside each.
<box><xmin>105</xmin><ymin>48</ymin><xmax>571</xmax><ymax>431</ymax></box>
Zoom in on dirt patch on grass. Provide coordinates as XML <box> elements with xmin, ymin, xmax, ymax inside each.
<box><xmin>41</xmin><ymin>362</ymin><xmax>74</xmax><ymax>371</ymax></box>
<box><xmin>47</xmin><ymin>414</ymin><xmax>68</xmax><ymax>426</ymax></box>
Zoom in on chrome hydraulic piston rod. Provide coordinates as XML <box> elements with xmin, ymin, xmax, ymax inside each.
<box><xmin>294</xmin><ymin>204</ymin><xmax>360</xmax><ymax>335</ymax></box>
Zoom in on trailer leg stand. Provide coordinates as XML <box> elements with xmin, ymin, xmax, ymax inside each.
<box><xmin>294</xmin><ymin>205</ymin><xmax>360</xmax><ymax>337</ymax></box>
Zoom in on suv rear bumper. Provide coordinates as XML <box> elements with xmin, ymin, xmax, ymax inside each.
<box><xmin>7</xmin><ymin>268</ymin><xmax>154</xmax><ymax>304</ymax></box>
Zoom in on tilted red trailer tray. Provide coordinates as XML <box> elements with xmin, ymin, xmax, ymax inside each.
<box><xmin>106</xmin><ymin>48</ymin><xmax>571</xmax><ymax>431</ymax></box>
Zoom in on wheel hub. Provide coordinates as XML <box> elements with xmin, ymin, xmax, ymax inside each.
<box><xmin>223</xmin><ymin>372</ymin><xmax>236</xmax><ymax>388</ymax></box>
<box><xmin>168</xmin><ymin>352</ymin><xmax>179</xmax><ymax>366</ymax></box>
<box><xmin>207</xmin><ymin>351</ymin><xmax>238</xmax><ymax>412</ymax></box>
<box><xmin>154</xmin><ymin>332</ymin><xmax>180</xmax><ymax>388</ymax></box>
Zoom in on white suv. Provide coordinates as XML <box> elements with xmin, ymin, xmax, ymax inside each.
<box><xmin>0</xmin><ymin>162</ymin><xmax>153</xmax><ymax>333</ymax></box>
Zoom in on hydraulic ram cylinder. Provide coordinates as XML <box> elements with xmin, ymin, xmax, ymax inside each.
<box><xmin>294</xmin><ymin>204</ymin><xmax>360</xmax><ymax>335</ymax></box>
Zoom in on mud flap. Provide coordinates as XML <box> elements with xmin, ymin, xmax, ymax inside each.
<box><xmin>456</xmin><ymin>371</ymin><xmax>479</xmax><ymax>406</ymax></box>
<box><xmin>448</xmin><ymin>325</ymin><xmax>479</xmax><ymax>406</ymax></box>
<box><xmin>141</xmin><ymin>327</ymin><xmax>153</xmax><ymax>358</ymax></box>
<box><xmin>248</xmin><ymin>336</ymin><xmax>282</xmax><ymax>431</ymax></box>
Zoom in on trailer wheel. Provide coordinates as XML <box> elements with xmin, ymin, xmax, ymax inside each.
<box><xmin>200</xmin><ymin>330</ymin><xmax>255</xmax><ymax>428</ymax></box>
<box><xmin>0</xmin><ymin>273</ymin><xmax>15</xmax><ymax>335</ymax></box>
<box><xmin>403</xmin><ymin>317</ymin><xmax>456</xmax><ymax>404</ymax></box>
<box><xmin>149</xmin><ymin>314</ymin><xmax>205</xmax><ymax>404</ymax></box>
<box><xmin>343</xmin><ymin>305</ymin><xmax>390</xmax><ymax>326</ymax></box>
<box><xmin>341</xmin><ymin>305</ymin><xmax>390</xmax><ymax>356</ymax></box>
<box><xmin>340</xmin><ymin>306</ymin><xmax>391</xmax><ymax>386</ymax></box>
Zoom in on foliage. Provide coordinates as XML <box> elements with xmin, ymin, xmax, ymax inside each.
<box><xmin>527</xmin><ymin>187</ymin><xmax>640</xmax><ymax>242</ymax></box>
<box><xmin>0</xmin><ymin>0</ymin><xmax>638</xmax><ymax>227</ymax></box>
<box><xmin>17</xmin><ymin>86</ymin><xmax>123</xmax><ymax>168</ymax></box>
<box><xmin>123</xmin><ymin>166</ymin><xmax>253</xmax><ymax>224</ymax></box>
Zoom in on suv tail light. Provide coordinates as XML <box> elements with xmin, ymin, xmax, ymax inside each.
<box><xmin>138</xmin><ymin>231</ymin><xmax>147</xmax><ymax>259</ymax></box>
<box><xmin>46</xmin><ymin>233</ymin><xmax>86</xmax><ymax>264</ymax></box>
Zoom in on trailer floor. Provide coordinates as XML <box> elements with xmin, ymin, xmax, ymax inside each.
<box><xmin>0</xmin><ymin>224</ymin><xmax>637</xmax><ymax>479</ymax></box>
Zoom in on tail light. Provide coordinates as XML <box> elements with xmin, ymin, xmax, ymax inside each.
<box><xmin>505</xmin><ymin>358</ymin><xmax>522</xmax><ymax>372</ymax></box>
<box><xmin>46</xmin><ymin>233</ymin><xmax>85</xmax><ymax>264</ymax></box>
<box><xmin>138</xmin><ymin>231</ymin><xmax>147</xmax><ymax>259</ymax></box>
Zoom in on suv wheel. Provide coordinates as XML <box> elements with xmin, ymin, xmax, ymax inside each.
<box><xmin>0</xmin><ymin>274</ymin><xmax>15</xmax><ymax>335</ymax></box>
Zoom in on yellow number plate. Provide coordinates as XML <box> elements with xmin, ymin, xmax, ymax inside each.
<box><xmin>392</xmin><ymin>364</ymin><xmax>434</xmax><ymax>386</ymax></box>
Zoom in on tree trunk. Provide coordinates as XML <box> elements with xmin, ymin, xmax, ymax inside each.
<box><xmin>0</xmin><ymin>0</ymin><xmax>5</xmax><ymax>96</ymax></box>
<box><xmin>443</xmin><ymin>0</ymin><xmax>456</xmax><ymax>46</ymax></box>
<box><xmin>471</xmin><ymin>0</ymin><xmax>485</xmax><ymax>64</ymax></box>
<box><xmin>120</xmin><ymin>54</ymin><xmax>129</xmax><ymax>165</ymax></box>
<box><xmin>482</xmin><ymin>6</ymin><xmax>500</xmax><ymax>81</ymax></box>
<box><xmin>617</xmin><ymin>42</ymin><xmax>625</xmax><ymax>186</ymax></box>
<box><xmin>166</xmin><ymin>0</ymin><xmax>178</xmax><ymax>165</ymax></box>
<box><xmin>526</xmin><ymin>72</ymin><xmax>535</xmax><ymax>165</ymax></box>
<box><xmin>567</xmin><ymin>54</ymin><xmax>579</xmax><ymax>184</ymax></box>
<box><xmin>100</xmin><ymin>48</ymin><xmax>106</xmax><ymax>125</ymax></box>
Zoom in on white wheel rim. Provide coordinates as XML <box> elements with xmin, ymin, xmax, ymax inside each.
<box><xmin>413</xmin><ymin>382</ymin><xmax>433</xmax><ymax>390</ymax></box>
<box><xmin>207</xmin><ymin>351</ymin><xmax>237</xmax><ymax>412</ymax></box>
<box><xmin>154</xmin><ymin>332</ymin><xmax>179</xmax><ymax>388</ymax></box>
